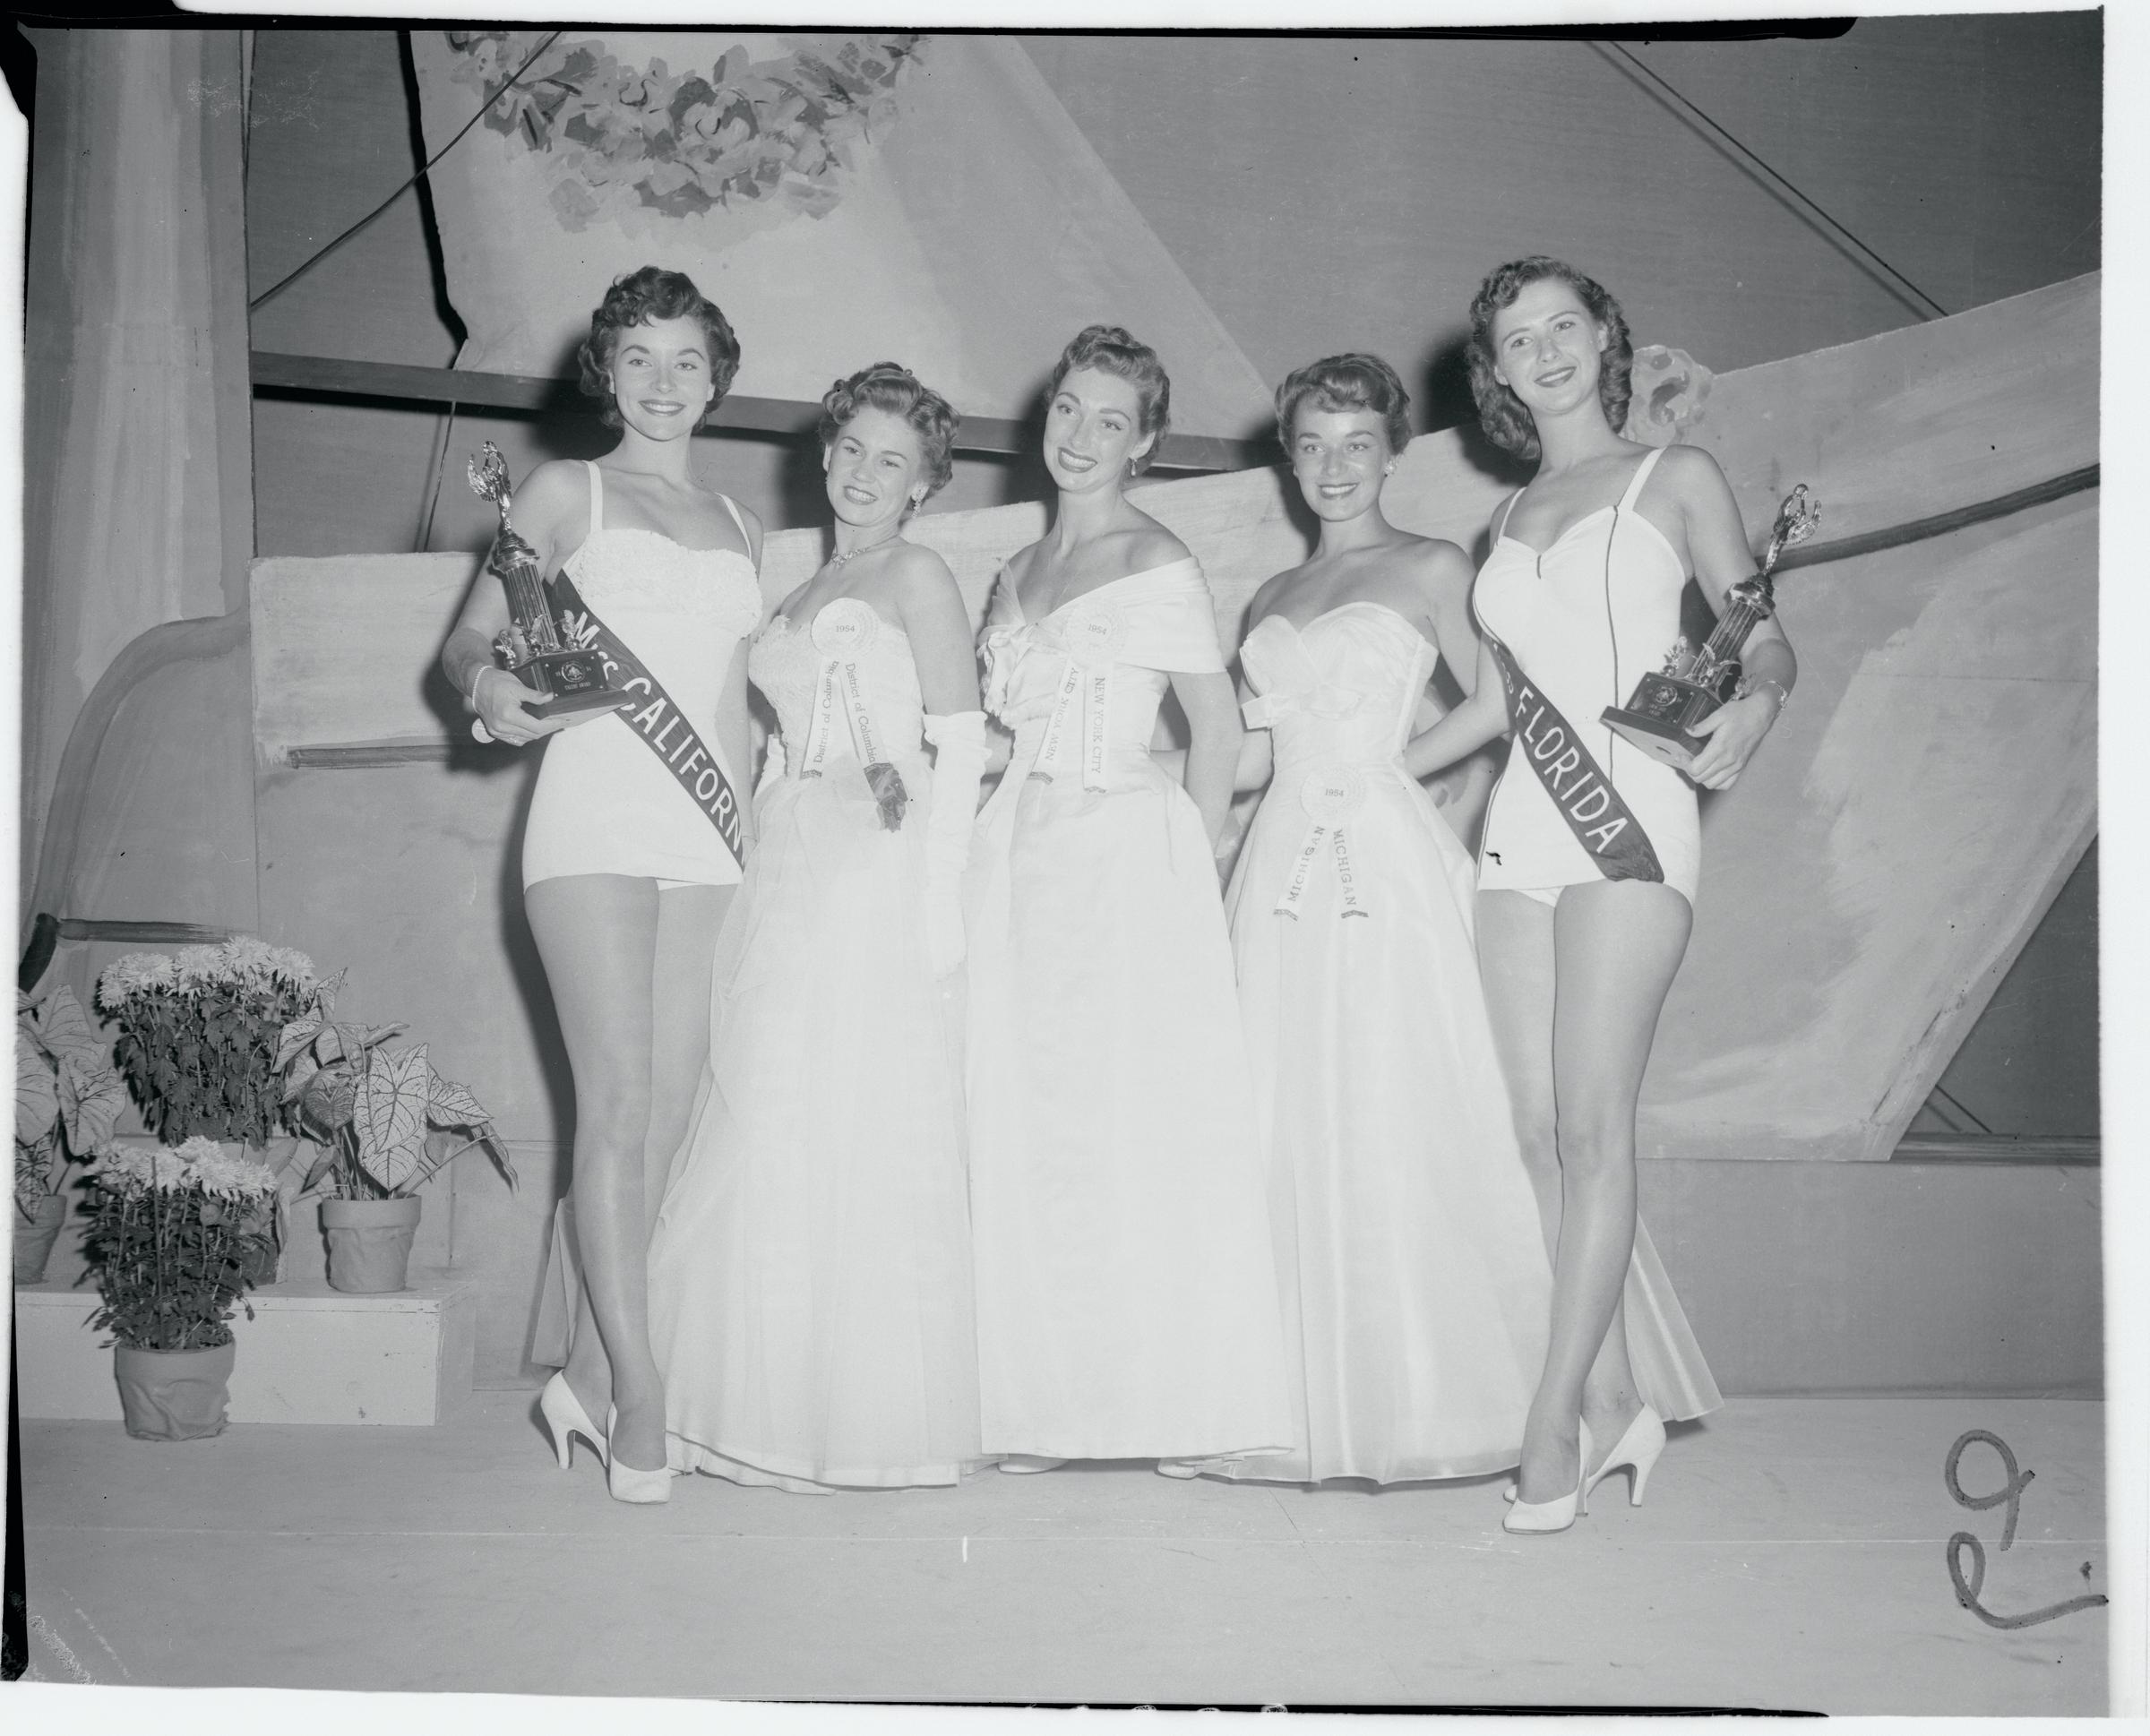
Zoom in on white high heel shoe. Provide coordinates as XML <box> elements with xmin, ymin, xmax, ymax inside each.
<box><xmin>1502</xmin><ymin>1420</ymin><xmax>1592</xmax><ymax>1536</ymax></box>
<box><xmin>538</xmin><ymin>1372</ymin><xmax>606</xmax><ymax>1471</ymax></box>
<box><xmin>604</xmin><ymin>1405</ymin><xmax>674</xmax><ymax>1505</ymax></box>
<box><xmin>1585</xmin><ymin>1405</ymin><xmax>1666</xmax><ymax>1508</ymax></box>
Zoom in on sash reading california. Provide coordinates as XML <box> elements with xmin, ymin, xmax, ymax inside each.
<box><xmin>550</xmin><ymin>569</ymin><xmax>745</xmax><ymax>871</ymax></box>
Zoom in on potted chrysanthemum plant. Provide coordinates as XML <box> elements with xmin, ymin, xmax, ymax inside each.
<box><xmin>83</xmin><ymin>1137</ymin><xmax>280</xmax><ymax>1439</ymax></box>
<box><xmin>15</xmin><ymin>984</ymin><xmax>128</xmax><ymax>1283</ymax></box>
<box><xmin>96</xmin><ymin>937</ymin><xmax>323</xmax><ymax>1276</ymax></box>
<box><xmin>277</xmin><ymin>975</ymin><xmax>516</xmax><ymax>1293</ymax></box>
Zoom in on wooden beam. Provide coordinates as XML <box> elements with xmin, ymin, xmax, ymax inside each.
<box><xmin>248</xmin><ymin>349</ymin><xmax>1260</xmax><ymax>474</ymax></box>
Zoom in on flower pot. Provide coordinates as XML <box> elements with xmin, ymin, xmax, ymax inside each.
<box><xmin>13</xmin><ymin>1193</ymin><xmax>68</xmax><ymax>1285</ymax></box>
<box><xmin>321</xmin><ymin>1194</ymin><xmax>422</xmax><ymax>1293</ymax></box>
<box><xmin>113</xmin><ymin>1340</ymin><xmax>236</xmax><ymax>1440</ymax></box>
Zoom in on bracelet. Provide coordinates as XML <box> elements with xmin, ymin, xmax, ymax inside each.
<box><xmin>1736</xmin><ymin>675</ymin><xmax>1789</xmax><ymax>714</ymax></box>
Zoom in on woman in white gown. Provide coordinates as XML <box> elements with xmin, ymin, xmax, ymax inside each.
<box><xmin>1200</xmin><ymin>354</ymin><xmax>1554</xmax><ymax>1485</ymax></box>
<box><xmin>967</xmin><ymin>325</ymin><xmax>1293</xmax><ymax>1473</ymax></box>
<box><xmin>646</xmin><ymin>363</ymin><xmax>989</xmax><ymax>1492</ymax></box>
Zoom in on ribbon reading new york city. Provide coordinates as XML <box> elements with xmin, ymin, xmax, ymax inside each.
<box><xmin>1486</xmin><ymin>634</ymin><xmax>1664</xmax><ymax>884</ymax></box>
<box><xmin>549</xmin><ymin>568</ymin><xmax>745</xmax><ymax>872</ymax></box>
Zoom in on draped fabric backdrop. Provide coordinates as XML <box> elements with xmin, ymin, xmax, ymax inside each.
<box><xmin>408</xmin><ymin>30</ymin><xmax>1273</xmax><ymax>436</ymax></box>
<box><xmin>19</xmin><ymin>29</ymin><xmax>256</xmax><ymax>913</ymax></box>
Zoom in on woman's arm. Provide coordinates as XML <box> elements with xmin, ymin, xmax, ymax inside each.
<box><xmin>1171</xmin><ymin>668</ymin><xmax>1245</xmax><ymax>850</ymax></box>
<box><xmin>441</xmin><ymin>460</ymin><xmax>584</xmax><ymax>746</ymax></box>
<box><xmin>715</xmin><ymin>638</ymin><xmax>756</xmax><ymax>847</ymax></box>
<box><xmin>892</xmin><ymin>547</ymin><xmax>983</xmax><ymax>718</ymax></box>
<box><xmin>1401</xmin><ymin>639</ymin><xmax>1509</xmax><ymax>781</ymax></box>
<box><xmin>1667</xmin><ymin>446</ymin><xmax>1798</xmax><ymax>791</ymax></box>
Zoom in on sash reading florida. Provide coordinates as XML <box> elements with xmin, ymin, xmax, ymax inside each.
<box><xmin>1486</xmin><ymin>634</ymin><xmax>1663</xmax><ymax>885</ymax></box>
<box><xmin>549</xmin><ymin>568</ymin><xmax>745</xmax><ymax>872</ymax></box>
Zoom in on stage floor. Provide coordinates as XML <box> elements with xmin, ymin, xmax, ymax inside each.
<box><xmin>17</xmin><ymin>1393</ymin><xmax>2107</xmax><ymax>1713</ymax></box>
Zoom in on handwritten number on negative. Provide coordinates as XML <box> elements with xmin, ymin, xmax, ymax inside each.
<box><xmin>1944</xmin><ymin>1429</ymin><xmax>2105</xmax><ymax>1630</ymax></box>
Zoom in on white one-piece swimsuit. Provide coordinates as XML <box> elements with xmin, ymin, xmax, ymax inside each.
<box><xmin>1471</xmin><ymin>445</ymin><xmax>1701</xmax><ymax>907</ymax></box>
<box><xmin>520</xmin><ymin>461</ymin><xmax>763</xmax><ymax>889</ymax></box>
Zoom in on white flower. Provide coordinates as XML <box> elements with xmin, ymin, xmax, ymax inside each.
<box><xmin>267</xmin><ymin>947</ymin><xmax>318</xmax><ymax>993</ymax></box>
<box><xmin>97</xmin><ymin>952</ymin><xmax>176</xmax><ymax>1010</ymax></box>
<box><xmin>170</xmin><ymin>946</ymin><xmax>224</xmax><ymax>992</ymax></box>
<box><xmin>186</xmin><ymin>1143</ymin><xmax>279</xmax><ymax>1199</ymax></box>
<box><xmin>219</xmin><ymin>936</ymin><xmax>278</xmax><ymax>987</ymax></box>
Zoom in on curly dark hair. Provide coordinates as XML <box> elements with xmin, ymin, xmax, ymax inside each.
<box><xmin>1046</xmin><ymin>324</ymin><xmax>1172</xmax><ymax>474</ymax></box>
<box><xmin>577</xmin><ymin>266</ymin><xmax>741</xmax><ymax>430</ymax></box>
<box><xmin>1275</xmin><ymin>352</ymin><xmax>1412</xmax><ymax>456</ymax></box>
<box><xmin>1466</xmin><ymin>257</ymin><xmax>1632</xmax><ymax>461</ymax></box>
<box><xmin>816</xmin><ymin>362</ymin><xmax>961</xmax><ymax>503</ymax></box>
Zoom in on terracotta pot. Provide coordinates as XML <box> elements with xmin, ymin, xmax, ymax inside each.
<box><xmin>321</xmin><ymin>1194</ymin><xmax>421</xmax><ymax>1293</ymax></box>
<box><xmin>13</xmin><ymin>1192</ymin><xmax>68</xmax><ymax>1285</ymax></box>
<box><xmin>114</xmin><ymin>1340</ymin><xmax>236</xmax><ymax>1440</ymax></box>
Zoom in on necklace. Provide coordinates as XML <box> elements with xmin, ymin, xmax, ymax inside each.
<box><xmin>826</xmin><ymin>529</ymin><xmax>903</xmax><ymax>572</ymax></box>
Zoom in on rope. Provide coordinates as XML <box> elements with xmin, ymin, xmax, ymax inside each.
<box><xmin>248</xmin><ymin>30</ymin><xmax>563</xmax><ymax>314</ymax></box>
<box><xmin>1589</xmin><ymin>40</ymin><xmax>1950</xmax><ymax>321</ymax></box>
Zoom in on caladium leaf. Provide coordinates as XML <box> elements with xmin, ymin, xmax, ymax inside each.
<box><xmin>59</xmin><ymin>1061</ymin><xmax>126</xmax><ymax>1151</ymax></box>
<box><xmin>355</xmin><ymin>1044</ymin><xmax>431</xmax><ymax>1194</ymax></box>
<box><xmin>299</xmin><ymin>1066</ymin><xmax>358</xmax><ymax>1139</ymax></box>
<box><xmin>276</xmin><ymin>1010</ymin><xmax>323</xmax><ymax>1071</ymax></box>
<box><xmin>32</xmin><ymin>987</ymin><xmax>111</xmax><ymax>1078</ymax></box>
<box><xmin>426</xmin><ymin>1075</ymin><xmax>494</xmax><ymax>1130</ymax></box>
<box><xmin>16</xmin><ymin>1030</ymin><xmax>57</xmax><ymax>1144</ymax></box>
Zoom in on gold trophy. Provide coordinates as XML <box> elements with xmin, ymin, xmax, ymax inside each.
<box><xmin>467</xmin><ymin>443</ymin><xmax>628</xmax><ymax>718</ymax></box>
<box><xmin>1601</xmin><ymin>482</ymin><xmax>1819</xmax><ymax>769</ymax></box>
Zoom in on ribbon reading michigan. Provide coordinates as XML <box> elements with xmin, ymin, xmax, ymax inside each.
<box><xmin>1485</xmin><ymin>633</ymin><xmax>1663</xmax><ymax>884</ymax></box>
<box><xmin>548</xmin><ymin>568</ymin><xmax>745</xmax><ymax>872</ymax></box>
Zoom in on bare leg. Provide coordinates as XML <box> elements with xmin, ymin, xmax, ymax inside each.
<box><xmin>526</xmin><ymin>873</ymin><xmax>668</xmax><ymax>1474</ymax></box>
<box><xmin>1507</xmin><ymin>879</ymin><xmax>1690</xmax><ymax>1503</ymax></box>
<box><xmin>1478</xmin><ymin>889</ymin><xmax>1651</xmax><ymax>1470</ymax></box>
<box><xmin>555</xmin><ymin>883</ymin><xmax>728</xmax><ymax>1445</ymax></box>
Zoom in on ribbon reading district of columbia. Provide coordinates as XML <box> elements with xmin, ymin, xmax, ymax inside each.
<box><xmin>1486</xmin><ymin>634</ymin><xmax>1664</xmax><ymax>885</ymax></box>
<box><xmin>797</xmin><ymin>598</ymin><xmax>906</xmax><ymax>830</ymax></box>
<box><xmin>549</xmin><ymin>567</ymin><xmax>745</xmax><ymax>872</ymax></box>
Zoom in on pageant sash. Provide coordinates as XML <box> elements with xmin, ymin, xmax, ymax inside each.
<box><xmin>549</xmin><ymin>569</ymin><xmax>746</xmax><ymax>872</ymax></box>
<box><xmin>1486</xmin><ymin>634</ymin><xmax>1663</xmax><ymax>884</ymax></box>
<box><xmin>1273</xmin><ymin>761</ymin><xmax>1372</xmax><ymax>921</ymax></box>
<box><xmin>1027</xmin><ymin>602</ymin><xmax>1122</xmax><ymax>793</ymax></box>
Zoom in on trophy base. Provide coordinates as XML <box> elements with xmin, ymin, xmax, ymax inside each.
<box><xmin>1602</xmin><ymin>708</ymin><xmax>1707</xmax><ymax>769</ymax></box>
<box><xmin>529</xmin><ymin>688</ymin><xmax>633</xmax><ymax>719</ymax></box>
<box><xmin>519</xmin><ymin>650</ymin><xmax>632</xmax><ymax>719</ymax></box>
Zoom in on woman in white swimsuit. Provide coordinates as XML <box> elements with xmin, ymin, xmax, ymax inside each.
<box><xmin>441</xmin><ymin>267</ymin><xmax>764</xmax><ymax>1503</ymax></box>
<box><xmin>1406</xmin><ymin>258</ymin><xmax>1795</xmax><ymax>1533</ymax></box>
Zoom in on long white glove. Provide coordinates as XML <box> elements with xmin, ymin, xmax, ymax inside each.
<box><xmin>920</xmin><ymin>710</ymin><xmax>988</xmax><ymax>977</ymax></box>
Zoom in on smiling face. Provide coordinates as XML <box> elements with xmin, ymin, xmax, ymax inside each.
<box><xmin>1490</xmin><ymin>277</ymin><xmax>1611</xmax><ymax>425</ymax></box>
<box><xmin>1288</xmin><ymin>406</ymin><xmax>1393</xmax><ymax>523</ymax></box>
<box><xmin>1043</xmin><ymin>366</ymin><xmax>1153</xmax><ymax>494</ymax></box>
<box><xmin>823</xmin><ymin>406</ymin><xmax>927</xmax><ymax>532</ymax></box>
<box><xmin>606</xmin><ymin>314</ymin><xmax>718</xmax><ymax>442</ymax></box>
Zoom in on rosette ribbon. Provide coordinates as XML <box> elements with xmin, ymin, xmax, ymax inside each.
<box><xmin>1273</xmin><ymin>761</ymin><xmax>1372</xmax><ymax>921</ymax></box>
<box><xmin>1025</xmin><ymin>602</ymin><xmax>1125</xmax><ymax>795</ymax></box>
<box><xmin>798</xmin><ymin>597</ymin><xmax>907</xmax><ymax>830</ymax></box>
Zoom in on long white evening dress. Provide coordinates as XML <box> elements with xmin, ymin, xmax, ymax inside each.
<box><xmin>1202</xmin><ymin>601</ymin><xmax>1558</xmax><ymax>1482</ymax></box>
<box><xmin>645</xmin><ymin>598</ymin><xmax>983</xmax><ymax>1491</ymax></box>
<box><xmin>965</xmin><ymin>559</ymin><xmax>1294</xmax><ymax>1461</ymax></box>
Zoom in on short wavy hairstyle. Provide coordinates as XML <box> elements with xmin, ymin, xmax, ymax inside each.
<box><xmin>817</xmin><ymin>361</ymin><xmax>961</xmax><ymax>503</ymax></box>
<box><xmin>1047</xmin><ymin>324</ymin><xmax>1172</xmax><ymax>474</ymax></box>
<box><xmin>1465</xmin><ymin>257</ymin><xmax>1632</xmax><ymax>461</ymax></box>
<box><xmin>577</xmin><ymin>266</ymin><xmax>741</xmax><ymax>430</ymax></box>
<box><xmin>1275</xmin><ymin>352</ymin><xmax>1412</xmax><ymax>457</ymax></box>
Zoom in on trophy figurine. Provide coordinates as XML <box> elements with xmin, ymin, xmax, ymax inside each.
<box><xmin>1600</xmin><ymin>482</ymin><xmax>1820</xmax><ymax>769</ymax></box>
<box><xmin>467</xmin><ymin>443</ymin><xmax>628</xmax><ymax>718</ymax></box>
